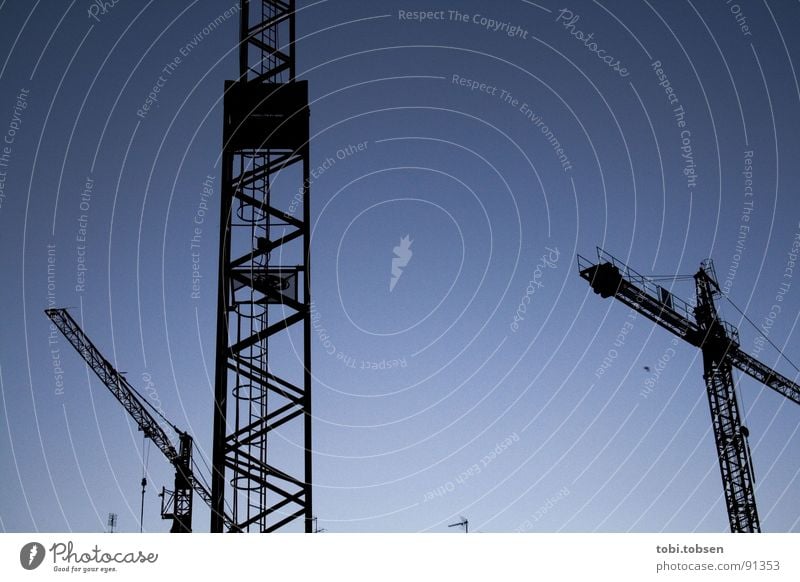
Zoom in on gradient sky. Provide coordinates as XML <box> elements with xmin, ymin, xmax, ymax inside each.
<box><xmin>1</xmin><ymin>0</ymin><xmax>799</xmax><ymax>533</ymax></box>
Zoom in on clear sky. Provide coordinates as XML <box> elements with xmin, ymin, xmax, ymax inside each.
<box><xmin>1</xmin><ymin>0</ymin><xmax>799</xmax><ymax>533</ymax></box>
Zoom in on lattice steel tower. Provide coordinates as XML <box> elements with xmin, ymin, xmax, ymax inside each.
<box><xmin>211</xmin><ymin>0</ymin><xmax>312</xmax><ymax>532</ymax></box>
<box><xmin>579</xmin><ymin>249</ymin><xmax>800</xmax><ymax>532</ymax></box>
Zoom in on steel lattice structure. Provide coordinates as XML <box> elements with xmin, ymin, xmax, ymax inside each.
<box><xmin>211</xmin><ymin>0</ymin><xmax>312</xmax><ymax>532</ymax></box>
<box><xmin>45</xmin><ymin>308</ymin><xmax>224</xmax><ymax>532</ymax></box>
<box><xmin>578</xmin><ymin>249</ymin><xmax>800</xmax><ymax>532</ymax></box>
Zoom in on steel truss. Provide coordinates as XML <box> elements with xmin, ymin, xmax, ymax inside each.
<box><xmin>211</xmin><ymin>0</ymin><xmax>312</xmax><ymax>533</ymax></box>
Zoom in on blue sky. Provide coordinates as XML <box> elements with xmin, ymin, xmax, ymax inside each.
<box><xmin>1</xmin><ymin>0</ymin><xmax>799</xmax><ymax>533</ymax></box>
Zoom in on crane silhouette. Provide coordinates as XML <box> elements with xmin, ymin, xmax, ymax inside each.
<box><xmin>578</xmin><ymin>248</ymin><xmax>800</xmax><ymax>532</ymax></box>
<box><xmin>46</xmin><ymin>308</ymin><xmax>232</xmax><ymax>532</ymax></box>
<box><xmin>448</xmin><ymin>516</ymin><xmax>469</xmax><ymax>533</ymax></box>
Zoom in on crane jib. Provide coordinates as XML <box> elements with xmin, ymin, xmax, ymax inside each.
<box><xmin>44</xmin><ymin>307</ymin><xmax>231</xmax><ymax>532</ymax></box>
<box><xmin>577</xmin><ymin>249</ymin><xmax>800</xmax><ymax>533</ymax></box>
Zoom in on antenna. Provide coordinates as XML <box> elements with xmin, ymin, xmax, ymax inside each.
<box><xmin>312</xmin><ymin>516</ymin><xmax>327</xmax><ymax>533</ymax></box>
<box><xmin>448</xmin><ymin>516</ymin><xmax>469</xmax><ymax>533</ymax></box>
<box><xmin>107</xmin><ymin>513</ymin><xmax>118</xmax><ymax>534</ymax></box>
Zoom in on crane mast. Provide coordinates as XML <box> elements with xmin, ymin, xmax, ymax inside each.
<box><xmin>578</xmin><ymin>248</ymin><xmax>800</xmax><ymax>532</ymax></box>
<box><xmin>45</xmin><ymin>308</ymin><xmax>228</xmax><ymax>532</ymax></box>
<box><xmin>693</xmin><ymin>263</ymin><xmax>759</xmax><ymax>532</ymax></box>
<box><xmin>212</xmin><ymin>0</ymin><xmax>312</xmax><ymax>533</ymax></box>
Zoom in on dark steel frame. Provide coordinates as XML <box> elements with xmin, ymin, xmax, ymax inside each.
<box><xmin>45</xmin><ymin>308</ymin><xmax>216</xmax><ymax>533</ymax></box>
<box><xmin>211</xmin><ymin>0</ymin><xmax>312</xmax><ymax>533</ymax></box>
<box><xmin>578</xmin><ymin>248</ymin><xmax>800</xmax><ymax>532</ymax></box>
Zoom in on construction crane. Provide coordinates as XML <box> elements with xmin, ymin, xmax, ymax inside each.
<box><xmin>212</xmin><ymin>0</ymin><xmax>313</xmax><ymax>533</ymax></box>
<box><xmin>45</xmin><ymin>308</ymin><xmax>231</xmax><ymax>532</ymax></box>
<box><xmin>107</xmin><ymin>512</ymin><xmax>117</xmax><ymax>533</ymax></box>
<box><xmin>578</xmin><ymin>248</ymin><xmax>800</xmax><ymax>532</ymax></box>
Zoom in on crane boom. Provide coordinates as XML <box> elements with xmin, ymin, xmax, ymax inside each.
<box><xmin>45</xmin><ymin>308</ymin><xmax>229</xmax><ymax>531</ymax></box>
<box><xmin>577</xmin><ymin>250</ymin><xmax>800</xmax><ymax>403</ymax></box>
<box><xmin>578</xmin><ymin>251</ymin><xmax>702</xmax><ymax>345</ymax></box>
<box><xmin>578</xmin><ymin>248</ymin><xmax>800</xmax><ymax>532</ymax></box>
<box><xmin>728</xmin><ymin>348</ymin><xmax>800</xmax><ymax>406</ymax></box>
<box><xmin>45</xmin><ymin>308</ymin><xmax>178</xmax><ymax>460</ymax></box>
